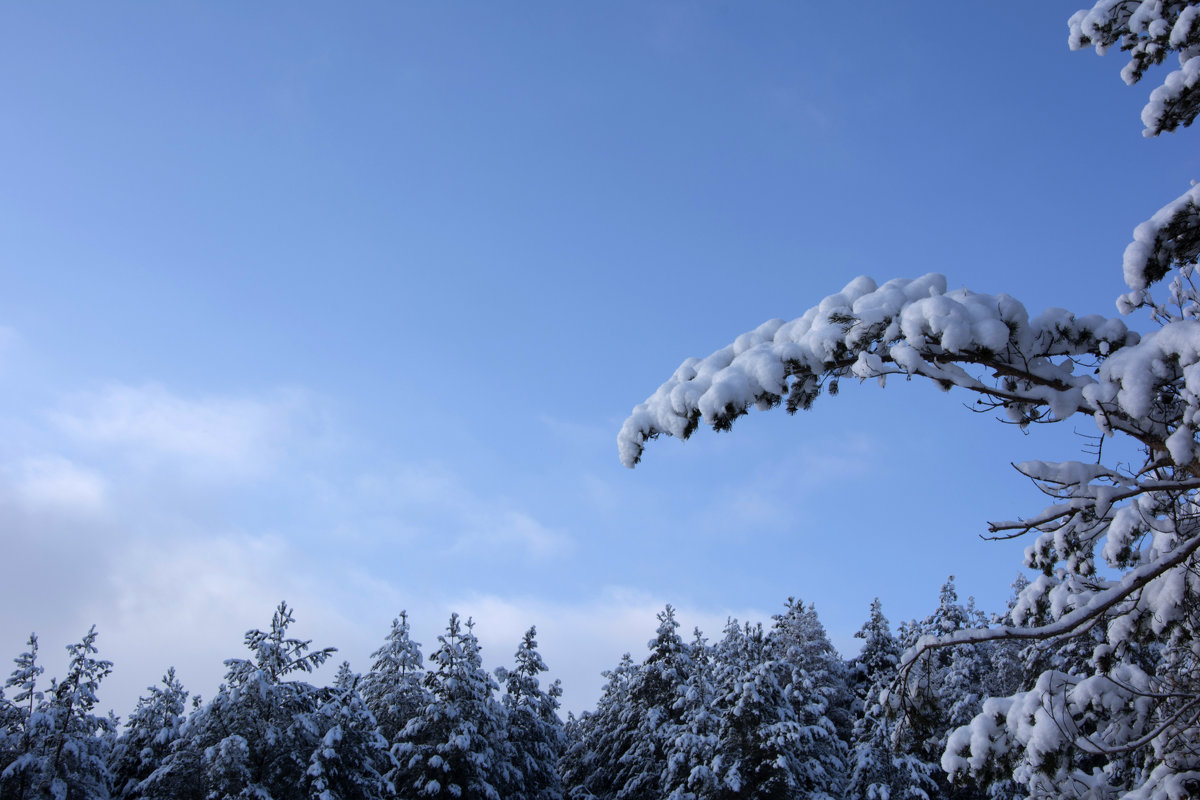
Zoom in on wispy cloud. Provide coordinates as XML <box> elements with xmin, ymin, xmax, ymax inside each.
<box><xmin>9</xmin><ymin>455</ymin><xmax>107</xmax><ymax>515</ymax></box>
<box><xmin>49</xmin><ymin>383</ymin><xmax>318</xmax><ymax>478</ymax></box>
<box><xmin>342</xmin><ymin>463</ymin><xmax>571</xmax><ymax>560</ymax></box>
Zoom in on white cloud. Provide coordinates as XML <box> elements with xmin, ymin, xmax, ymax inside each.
<box><xmin>49</xmin><ymin>383</ymin><xmax>317</xmax><ymax>478</ymax></box>
<box><xmin>10</xmin><ymin>455</ymin><xmax>106</xmax><ymax>515</ymax></box>
<box><xmin>344</xmin><ymin>463</ymin><xmax>571</xmax><ymax>560</ymax></box>
<box><xmin>449</xmin><ymin>508</ymin><xmax>569</xmax><ymax>560</ymax></box>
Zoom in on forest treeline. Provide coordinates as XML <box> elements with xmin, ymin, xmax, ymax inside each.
<box><xmin>0</xmin><ymin>576</ymin><xmax>1118</xmax><ymax>800</ymax></box>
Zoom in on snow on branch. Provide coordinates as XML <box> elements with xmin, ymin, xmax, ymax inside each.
<box><xmin>1070</xmin><ymin>0</ymin><xmax>1200</xmax><ymax>135</ymax></box>
<box><xmin>899</xmin><ymin>529</ymin><xmax>1200</xmax><ymax>661</ymax></box>
<box><xmin>619</xmin><ymin>274</ymin><xmax>1136</xmax><ymax>469</ymax></box>
<box><xmin>1123</xmin><ymin>184</ymin><xmax>1200</xmax><ymax>295</ymax></box>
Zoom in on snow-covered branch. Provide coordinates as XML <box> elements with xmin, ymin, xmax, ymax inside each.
<box><xmin>619</xmin><ymin>274</ymin><xmax>1140</xmax><ymax>469</ymax></box>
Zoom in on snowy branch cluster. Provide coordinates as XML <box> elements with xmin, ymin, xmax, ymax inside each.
<box><xmin>619</xmin><ymin>2</ymin><xmax>1200</xmax><ymax>798</ymax></box>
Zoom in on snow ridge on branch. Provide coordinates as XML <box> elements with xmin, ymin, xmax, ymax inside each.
<box><xmin>619</xmin><ymin>273</ymin><xmax>1136</xmax><ymax>470</ymax></box>
<box><xmin>1069</xmin><ymin>0</ymin><xmax>1200</xmax><ymax>135</ymax></box>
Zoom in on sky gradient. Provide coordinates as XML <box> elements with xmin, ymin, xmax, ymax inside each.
<box><xmin>1</xmin><ymin>2</ymin><xmax>1194</xmax><ymax>715</ymax></box>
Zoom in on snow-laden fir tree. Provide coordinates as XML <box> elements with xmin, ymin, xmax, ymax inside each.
<box><xmin>618</xmin><ymin>4</ymin><xmax>1200</xmax><ymax>795</ymax></box>
<box><xmin>391</xmin><ymin>613</ymin><xmax>512</xmax><ymax>800</ymax></box>
<box><xmin>1</xmin><ymin>627</ymin><xmax>117</xmax><ymax>800</ymax></box>
<box><xmin>108</xmin><ymin>668</ymin><xmax>188</xmax><ymax>800</ymax></box>
<box><xmin>709</xmin><ymin>619</ymin><xmax>809</xmax><ymax>800</ymax></box>
<box><xmin>141</xmin><ymin>602</ymin><xmax>335</xmax><ymax>800</ymax></box>
<box><xmin>496</xmin><ymin>626</ymin><xmax>566</xmax><ymax>800</ymax></box>
<box><xmin>846</xmin><ymin>600</ymin><xmax>939</xmax><ymax>800</ymax></box>
<box><xmin>766</xmin><ymin>598</ymin><xmax>850</xmax><ymax>800</ymax></box>
<box><xmin>619</xmin><ymin>605</ymin><xmax>697</xmax><ymax>800</ymax></box>
<box><xmin>847</xmin><ymin>599</ymin><xmax>900</xmax><ymax>716</ymax></box>
<box><xmin>897</xmin><ymin>579</ymin><xmax>995</xmax><ymax>800</ymax></box>
<box><xmin>660</xmin><ymin>628</ymin><xmax>720</xmax><ymax>800</ymax></box>
<box><xmin>560</xmin><ymin>608</ymin><xmax>701</xmax><ymax>800</ymax></box>
<box><xmin>304</xmin><ymin>666</ymin><xmax>394</xmax><ymax>800</ymax></box>
<box><xmin>0</xmin><ymin>633</ymin><xmax>47</xmax><ymax>800</ymax></box>
<box><xmin>361</xmin><ymin>610</ymin><xmax>429</xmax><ymax>749</ymax></box>
<box><xmin>559</xmin><ymin>653</ymin><xmax>640</xmax><ymax>800</ymax></box>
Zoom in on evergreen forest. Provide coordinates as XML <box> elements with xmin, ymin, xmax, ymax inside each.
<box><xmin>0</xmin><ymin>577</ymin><xmax>1118</xmax><ymax>800</ymax></box>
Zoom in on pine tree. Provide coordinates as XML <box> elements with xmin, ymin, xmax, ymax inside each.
<box><xmin>766</xmin><ymin>598</ymin><xmax>849</xmax><ymax>800</ymax></box>
<box><xmin>0</xmin><ymin>628</ymin><xmax>117</xmax><ymax>800</ymax></box>
<box><xmin>615</xmin><ymin>10</ymin><xmax>1200</xmax><ymax>780</ymax></box>
<box><xmin>845</xmin><ymin>600</ymin><xmax>937</xmax><ymax>800</ymax></box>
<box><xmin>305</xmin><ymin>668</ymin><xmax>393</xmax><ymax>800</ymax></box>
<box><xmin>617</xmin><ymin>605</ymin><xmax>695</xmax><ymax>800</ymax></box>
<box><xmin>0</xmin><ymin>633</ymin><xmax>46</xmax><ymax>800</ymax></box>
<box><xmin>142</xmin><ymin>602</ymin><xmax>335</xmax><ymax>800</ymax></box>
<box><xmin>711</xmin><ymin>622</ymin><xmax>805</xmax><ymax>800</ymax></box>
<box><xmin>497</xmin><ymin>626</ymin><xmax>565</xmax><ymax>800</ymax></box>
<box><xmin>661</xmin><ymin>628</ymin><xmax>719</xmax><ymax>800</ymax></box>
<box><xmin>896</xmin><ymin>578</ymin><xmax>991</xmax><ymax>800</ymax></box>
<box><xmin>361</xmin><ymin>610</ymin><xmax>429</xmax><ymax>748</ymax></box>
<box><xmin>559</xmin><ymin>653</ymin><xmax>640</xmax><ymax>800</ymax></box>
<box><xmin>108</xmin><ymin>668</ymin><xmax>188</xmax><ymax>799</ymax></box>
<box><xmin>392</xmin><ymin>613</ymin><xmax>511</xmax><ymax>800</ymax></box>
<box><xmin>848</xmin><ymin>599</ymin><xmax>900</xmax><ymax>714</ymax></box>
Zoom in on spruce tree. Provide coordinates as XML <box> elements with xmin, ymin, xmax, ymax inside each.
<box><xmin>29</xmin><ymin>627</ymin><xmax>115</xmax><ymax>800</ymax></box>
<box><xmin>711</xmin><ymin>622</ymin><xmax>805</xmax><ymax>800</ymax></box>
<box><xmin>559</xmin><ymin>653</ymin><xmax>640</xmax><ymax>800</ymax></box>
<box><xmin>392</xmin><ymin>613</ymin><xmax>511</xmax><ymax>799</ymax></box>
<box><xmin>618</xmin><ymin>605</ymin><xmax>695</xmax><ymax>800</ymax></box>
<box><xmin>0</xmin><ymin>633</ymin><xmax>46</xmax><ymax>800</ymax></box>
<box><xmin>108</xmin><ymin>668</ymin><xmax>188</xmax><ymax>800</ymax></box>
<box><xmin>661</xmin><ymin>628</ymin><xmax>719</xmax><ymax>800</ymax></box>
<box><xmin>305</xmin><ymin>668</ymin><xmax>393</xmax><ymax>800</ymax></box>
<box><xmin>142</xmin><ymin>602</ymin><xmax>334</xmax><ymax>800</ymax></box>
<box><xmin>361</xmin><ymin>610</ymin><xmax>429</xmax><ymax>748</ymax></box>
<box><xmin>845</xmin><ymin>600</ymin><xmax>937</xmax><ymax>800</ymax></box>
<box><xmin>497</xmin><ymin>626</ymin><xmax>565</xmax><ymax>800</ymax></box>
<box><xmin>766</xmin><ymin>598</ymin><xmax>849</xmax><ymax>800</ymax></box>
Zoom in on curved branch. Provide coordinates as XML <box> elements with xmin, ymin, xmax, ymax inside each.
<box><xmin>899</xmin><ymin>532</ymin><xmax>1200</xmax><ymax>668</ymax></box>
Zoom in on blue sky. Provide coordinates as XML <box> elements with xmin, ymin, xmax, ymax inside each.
<box><xmin>0</xmin><ymin>2</ymin><xmax>1194</xmax><ymax>715</ymax></box>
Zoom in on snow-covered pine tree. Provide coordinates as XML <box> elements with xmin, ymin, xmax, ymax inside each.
<box><xmin>304</xmin><ymin>666</ymin><xmax>394</xmax><ymax>800</ymax></box>
<box><xmin>141</xmin><ymin>602</ymin><xmax>334</xmax><ymax>800</ymax></box>
<box><xmin>980</xmin><ymin>577</ymin><xmax>1028</xmax><ymax>705</ymax></box>
<box><xmin>392</xmin><ymin>613</ymin><xmax>511</xmax><ymax>800</ymax></box>
<box><xmin>846</xmin><ymin>600</ymin><xmax>939</xmax><ymax>800</ymax></box>
<box><xmin>331</xmin><ymin>660</ymin><xmax>356</xmax><ymax>691</ymax></box>
<box><xmin>710</xmin><ymin>619</ymin><xmax>807</xmax><ymax>800</ymax></box>
<box><xmin>660</xmin><ymin>628</ymin><xmax>719</xmax><ymax>800</ymax></box>
<box><xmin>848</xmin><ymin>599</ymin><xmax>900</xmax><ymax>714</ymax></box>
<box><xmin>559</xmin><ymin>653</ymin><xmax>640</xmax><ymax>800</ymax></box>
<box><xmin>765</xmin><ymin>598</ymin><xmax>850</xmax><ymax>800</ymax></box>
<box><xmin>108</xmin><ymin>667</ymin><xmax>189</xmax><ymax>800</ymax></box>
<box><xmin>496</xmin><ymin>626</ymin><xmax>566</xmax><ymax>800</ymax></box>
<box><xmin>618</xmin><ymin>4</ymin><xmax>1200</xmax><ymax>792</ymax></box>
<box><xmin>617</xmin><ymin>605</ymin><xmax>696</xmax><ymax>800</ymax></box>
<box><xmin>560</xmin><ymin>609</ymin><xmax>700</xmax><ymax>800</ymax></box>
<box><xmin>892</xmin><ymin>578</ymin><xmax>993</xmax><ymax>800</ymax></box>
<box><xmin>361</xmin><ymin>610</ymin><xmax>429</xmax><ymax>748</ymax></box>
<box><xmin>0</xmin><ymin>633</ymin><xmax>46</xmax><ymax>800</ymax></box>
<box><xmin>26</xmin><ymin>627</ymin><xmax>116</xmax><ymax>800</ymax></box>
